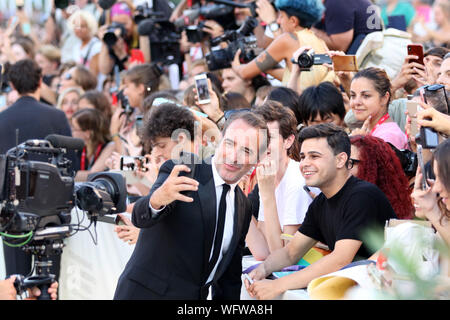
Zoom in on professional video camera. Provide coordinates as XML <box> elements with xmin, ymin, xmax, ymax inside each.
<box><xmin>0</xmin><ymin>135</ymin><xmax>126</xmax><ymax>299</ymax></box>
<box><xmin>205</xmin><ymin>16</ymin><xmax>259</xmax><ymax>71</ymax></box>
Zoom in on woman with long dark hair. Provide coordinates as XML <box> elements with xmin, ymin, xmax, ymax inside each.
<box><xmin>72</xmin><ymin>108</ymin><xmax>115</xmax><ymax>181</ymax></box>
<box><xmin>412</xmin><ymin>139</ymin><xmax>450</xmax><ymax>247</ymax></box>
<box><xmin>349</xmin><ymin>135</ymin><xmax>414</xmax><ymax>219</ymax></box>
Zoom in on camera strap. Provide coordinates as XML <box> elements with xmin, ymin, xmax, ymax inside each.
<box><xmin>80</xmin><ymin>144</ymin><xmax>103</xmax><ymax>171</ymax></box>
<box><xmin>370</xmin><ymin>113</ymin><xmax>390</xmax><ymax>135</ymax></box>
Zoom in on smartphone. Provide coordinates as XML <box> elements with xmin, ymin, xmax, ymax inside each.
<box><xmin>332</xmin><ymin>55</ymin><xmax>358</xmax><ymax>72</ymax></box>
<box><xmin>407</xmin><ymin>44</ymin><xmax>424</xmax><ymax>66</ymax></box>
<box><xmin>406</xmin><ymin>100</ymin><xmax>420</xmax><ymax>138</ymax></box>
<box><xmin>176</xmin><ymin>152</ymin><xmax>197</xmax><ymax>180</ymax></box>
<box><xmin>419</xmin><ymin>126</ymin><xmax>439</xmax><ymax>149</ymax></box>
<box><xmin>194</xmin><ymin>73</ymin><xmax>211</xmax><ymax>105</ymax></box>
<box><xmin>416</xmin><ymin>145</ymin><xmax>428</xmax><ymax>190</ymax></box>
<box><xmin>423</xmin><ymin>85</ymin><xmax>449</xmax><ymax>115</ymax></box>
<box><xmin>120</xmin><ymin>156</ymin><xmax>149</xmax><ymax>172</ymax></box>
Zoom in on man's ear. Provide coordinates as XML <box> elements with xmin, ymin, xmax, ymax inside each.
<box><xmin>336</xmin><ymin>152</ymin><xmax>349</xmax><ymax>169</ymax></box>
<box><xmin>284</xmin><ymin>134</ymin><xmax>295</xmax><ymax>150</ymax></box>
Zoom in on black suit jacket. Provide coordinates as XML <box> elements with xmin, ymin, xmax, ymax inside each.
<box><xmin>0</xmin><ymin>96</ymin><xmax>72</xmax><ymax>154</ymax></box>
<box><xmin>114</xmin><ymin>158</ymin><xmax>253</xmax><ymax>300</ymax></box>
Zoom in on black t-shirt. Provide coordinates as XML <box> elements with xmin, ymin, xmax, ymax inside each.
<box><xmin>321</xmin><ymin>0</ymin><xmax>382</xmax><ymax>37</ymax></box>
<box><xmin>299</xmin><ymin>176</ymin><xmax>397</xmax><ymax>259</ymax></box>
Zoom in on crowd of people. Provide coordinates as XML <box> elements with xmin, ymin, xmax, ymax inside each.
<box><xmin>0</xmin><ymin>0</ymin><xmax>449</xmax><ymax>300</ymax></box>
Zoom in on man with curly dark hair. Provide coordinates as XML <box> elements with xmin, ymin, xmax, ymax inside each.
<box><xmin>142</xmin><ymin>103</ymin><xmax>196</xmax><ymax>163</ymax></box>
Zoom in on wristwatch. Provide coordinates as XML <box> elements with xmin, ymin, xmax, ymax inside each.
<box><xmin>269</xmin><ymin>21</ymin><xmax>280</xmax><ymax>33</ymax></box>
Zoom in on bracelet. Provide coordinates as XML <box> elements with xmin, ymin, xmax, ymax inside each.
<box><xmin>215</xmin><ymin>115</ymin><xmax>225</xmax><ymax>125</ymax></box>
<box><xmin>111</xmin><ymin>133</ymin><xmax>121</xmax><ymax>140</ymax></box>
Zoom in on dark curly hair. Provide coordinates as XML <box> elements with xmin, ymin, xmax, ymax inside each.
<box><xmin>350</xmin><ymin>135</ymin><xmax>413</xmax><ymax>219</ymax></box>
<box><xmin>142</xmin><ymin>103</ymin><xmax>195</xmax><ymax>152</ymax></box>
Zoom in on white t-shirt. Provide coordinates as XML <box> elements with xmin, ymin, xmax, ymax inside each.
<box><xmin>74</xmin><ymin>36</ymin><xmax>102</xmax><ymax>67</ymax></box>
<box><xmin>258</xmin><ymin>159</ymin><xmax>320</xmax><ymax>227</ymax></box>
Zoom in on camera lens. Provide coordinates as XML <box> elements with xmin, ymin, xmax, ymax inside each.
<box><xmin>297</xmin><ymin>50</ymin><xmax>315</xmax><ymax>69</ymax></box>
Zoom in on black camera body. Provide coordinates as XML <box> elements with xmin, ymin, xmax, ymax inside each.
<box><xmin>0</xmin><ymin>137</ymin><xmax>127</xmax><ymax>234</ymax></box>
<box><xmin>103</xmin><ymin>22</ymin><xmax>127</xmax><ymax>48</ymax></box>
<box><xmin>206</xmin><ymin>17</ymin><xmax>258</xmax><ymax>71</ymax></box>
<box><xmin>54</xmin><ymin>0</ymin><xmax>75</xmax><ymax>9</ymax></box>
<box><xmin>291</xmin><ymin>49</ymin><xmax>332</xmax><ymax>71</ymax></box>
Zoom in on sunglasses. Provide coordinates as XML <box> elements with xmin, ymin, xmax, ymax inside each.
<box><xmin>348</xmin><ymin>158</ymin><xmax>361</xmax><ymax>169</ymax></box>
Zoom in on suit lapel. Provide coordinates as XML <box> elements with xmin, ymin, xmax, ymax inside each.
<box><xmin>196</xmin><ymin>162</ymin><xmax>217</xmax><ymax>283</ymax></box>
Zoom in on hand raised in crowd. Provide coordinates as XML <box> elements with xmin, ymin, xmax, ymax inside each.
<box><xmin>325</xmin><ymin>50</ymin><xmax>354</xmax><ymax>96</ymax></box>
<box><xmin>417</xmin><ymin>101</ymin><xmax>450</xmax><ymax>136</ymax></box>
<box><xmin>203</xmin><ymin>20</ymin><xmax>224</xmax><ymax>39</ymax></box>
<box><xmin>193</xmin><ymin>78</ymin><xmax>224</xmax><ymax>123</ymax></box>
<box><xmin>411</xmin><ymin>166</ymin><xmax>441</xmax><ymax>223</ymax></box>
<box><xmin>392</xmin><ymin>55</ymin><xmax>428</xmax><ymax>92</ymax></box>
<box><xmin>105</xmin><ymin>151</ymin><xmax>122</xmax><ymax>171</ymax></box>
<box><xmin>110</xmin><ymin>108</ymin><xmax>127</xmax><ymax>138</ymax></box>
<box><xmin>114</xmin><ymin>214</ymin><xmax>140</xmax><ymax>245</ymax></box>
<box><xmin>255</xmin><ymin>0</ymin><xmax>278</xmax><ymax>25</ymax></box>
<box><xmin>404</xmin><ymin>114</ymin><xmax>418</xmax><ymax>152</ymax></box>
<box><xmin>149</xmin><ymin>165</ymin><xmax>199</xmax><ymax>209</ymax></box>
<box><xmin>350</xmin><ymin>115</ymin><xmax>372</xmax><ymax>136</ymax></box>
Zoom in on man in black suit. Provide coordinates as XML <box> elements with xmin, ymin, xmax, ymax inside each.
<box><xmin>0</xmin><ymin>59</ymin><xmax>73</xmax><ymax>281</ymax></box>
<box><xmin>114</xmin><ymin>111</ymin><xmax>269</xmax><ymax>300</ymax></box>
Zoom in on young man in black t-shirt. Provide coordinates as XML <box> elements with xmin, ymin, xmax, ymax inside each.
<box><xmin>312</xmin><ymin>0</ymin><xmax>383</xmax><ymax>53</ymax></box>
<box><xmin>245</xmin><ymin>124</ymin><xmax>396</xmax><ymax>300</ymax></box>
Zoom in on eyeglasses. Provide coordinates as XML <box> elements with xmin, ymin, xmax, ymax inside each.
<box><xmin>349</xmin><ymin>158</ymin><xmax>361</xmax><ymax>169</ymax></box>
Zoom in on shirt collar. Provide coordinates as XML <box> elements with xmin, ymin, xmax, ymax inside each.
<box><xmin>211</xmin><ymin>156</ymin><xmax>239</xmax><ymax>191</ymax></box>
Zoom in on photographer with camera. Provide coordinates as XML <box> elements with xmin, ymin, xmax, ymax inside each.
<box><xmin>231</xmin><ymin>0</ymin><xmax>335</xmax><ymax>92</ymax></box>
<box><xmin>98</xmin><ymin>1</ymin><xmax>144</xmax><ymax>76</ymax></box>
<box><xmin>109</xmin><ymin>63</ymin><xmax>161</xmax><ymax>156</ymax></box>
<box><xmin>0</xmin><ymin>58</ymin><xmax>73</xmax><ymax>282</ymax></box>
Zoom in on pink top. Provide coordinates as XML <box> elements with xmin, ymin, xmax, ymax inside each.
<box><xmin>371</xmin><ymin>122</ymin><xmax>408</xmax><ymax>150</ymax></box>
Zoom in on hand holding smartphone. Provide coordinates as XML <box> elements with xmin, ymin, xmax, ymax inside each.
<box><xmin>194</xmin><ymin>73</ymin><xmax>211</xmax><ymax>105</ymax></box>
<box><xmin>332</xmin><ymin>55</ymin><xmax>358</xmax><ymax>72</ymax></box>
<box><xmin>416</xmin><ymin>145</ymin><xmax>428</xmax><ymax>190</ymax></box>
<box><xmin>407</xmin><ymin>44</ymin><xmax>424</xmax><ymax>66</ymax></box>
<box><xmin>406</xmin><ymin>100</ymin><xmax>420</xmax><ymax>138</ymax></box>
